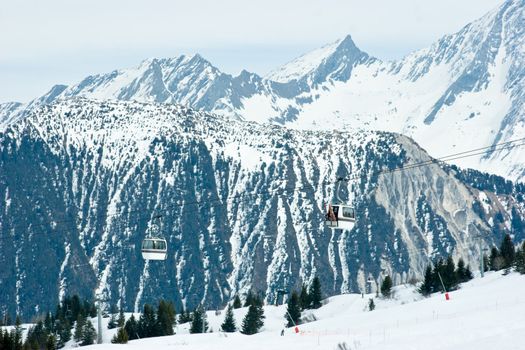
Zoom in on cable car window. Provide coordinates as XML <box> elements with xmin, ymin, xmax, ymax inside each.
<box><xmin>157</xmin><ymin>240</ymin><xmax>166</xmax><ymax>250</ymax></box>
<box><xmin>142</xmin><ymin>240</ymin><xmax>153</xmax><ymax>249</ymax></box>
<box><xmin>342</xmin><ymin>207</ymin><xmax>355</xmax><ymax>219</ymax></box>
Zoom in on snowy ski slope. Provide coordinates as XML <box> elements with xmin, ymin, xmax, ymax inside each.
<box><xmin>82</xmin><ymin>271</ymin><xmax>525</xmax><ymax>350</ymax></box>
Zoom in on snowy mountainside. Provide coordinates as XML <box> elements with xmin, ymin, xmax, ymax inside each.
<box><xmin>0</xmin><ymin>102</ymin><xmax>24</xmax><ymax>129</ymax></box>
<box><xmin>3</xmin><ymin>0</ymin><xmax>523</xmax><ymax>182</ymax></box>
<box><xmin>1</xmin><ymin>98</ymin><xmax>524</xmax><ymax>320</ymax></box>
<box><xmin>267</xmin><ymin>0</ymin><xmax>525</xmax><ymax>182</ymax></box>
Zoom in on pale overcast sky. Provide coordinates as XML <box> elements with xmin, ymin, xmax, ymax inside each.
<box><xmin>0</xmin><ymin>0</ymin><xmax>503</xmax><ymax>103</ymax></box>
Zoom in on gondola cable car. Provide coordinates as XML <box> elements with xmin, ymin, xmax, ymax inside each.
<box><xmin>325</xmin><ymin>177</ymin><xmax>356</xmax><ymax>231</ymax></box>
<box><xmin>141</xmin><ymin>215</ymin><xmax>167</xmax><ymax>261</ymax></box>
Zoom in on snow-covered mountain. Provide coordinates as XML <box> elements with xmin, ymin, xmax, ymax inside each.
<box><xmin>1</xmin><ymin>98</ymin><xmax>523</xmax><ymax>320</ymax></box>
<box><xmin>5</xmin><ymin>0</ymin><xmax>523</xmax><ymax>183</ymax></box>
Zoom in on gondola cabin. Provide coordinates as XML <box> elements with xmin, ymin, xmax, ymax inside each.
<box><xmin>141</xmin><ymin>238</ymin><xmax>167</xmax><ymax>260</ymax></box>
<box><xmin>325</xmin><ymin>204</ymin><xmax>356</xmax><ymax>230</ymax></box>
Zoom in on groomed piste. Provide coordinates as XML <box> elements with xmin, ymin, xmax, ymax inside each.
<box><xmin>73</xmin><ymin>271</ymin><xmax>525</xmax><ymax>350</ymax></box>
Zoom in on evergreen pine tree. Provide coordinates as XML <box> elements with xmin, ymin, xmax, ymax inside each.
<box><xmin>368</xmin><ymin>298</ymin><xmax>375</xmax><ymax>311</ymax></box>
<box><xmin>444</xmin><ymin>256</ymin><xmax>457</xmax><ymax>291</ymax></box>
<box><xmin>244</xmin><ymin>291</ymin><xmax>255</xmax><ymax>307</ymax></box>
<box><xmin>299</xmin><ymin>284</ymin><xmax>311</xmax><ymax>310</ymax></box>
<box><xmin>24</xmin><ymin>336</ymin><xmax>37</xmax><ymax>350</ymax></box>
<box><xmin>23</xmin><ymin>326</ymin><xmax>33</xmax><ymax>350</ymax></box>
<box><xmin>117</xmin><ymin>308</ymin><xmax>126</xmax><ymax>328</ymax></box>
<box><xmin>489</xmin><ymin>247</ymin><xmax>503</xmax><ymax>271</ymax></box>
<box><xmin>2</xmin><ymin>329</ymin><xmax>12</xmax><ymax>350</ymax></box>
<box><xmin>80</xmin><ymin>320</ymin><xmax>96</xmax><ymax>346</ymax></box>
<box><xmin>515</xmin><ymin>242</ymin><xmax>525</xmax><ymax>274</ymax></box>
<box><xmin>70</xmin><ymin>295</ymin><xmax>82</xmax><ymax>323</ymax></box>
<box><xmin>13</xmin><ymin>328</ymin><xmax>21</xmax><ymax>350</ymax></box>
<box><xmin>111</xmin><ymin>327</ymin><xmax>129</xmax><ymax>344</ymax></box>
<box><xmin>380</xmin><ymin>276</ymin><xmax>393</xmax><ymax>298</ymax></box>
<box><xmin>14</xmin><ymin>315</ymin><xmax>23</xmax><ymax>350</ymax></box>
<box><xmin>456</xmin><ymin>258</ymin><xmax>467</xmax><ymax>283</ymax></box>
<box><xmin>44</xmin><ymin>312</ymin><xmax>55</xmax><ymax>333</ymax></box>
<box><xmin>7</xmin><ymin>329</ymin><xmax>14</xmax><ymax>350</ymax></box>
<box><xmin>456</xmin><ymin>258</ymin><xmax>474</xmax><ymax>283</ymax></box>
<box><xmin>240</xmin><ymin>304</ymin><xmax>265</xmax><ymax>335</ymax></box>
<box><xmin>82</xmin><ymin>299</ymin><xmax>92</xmax><ymax>321</ymax></box>
<box><xmin>252</xmin><ymin>294</ymin><xmax>264</xmax><ymax>307</ymax></box>
<box><xmin>220</xmin><ymin>305</ymin><xmax>236</xmax><ymax>332</ymax></box>
<box><xmin>34</xmin><ymin>320</ymin><xmax>49</xmax><ymax>346</ymax></box>
<box><xmin>107</xmin><ymin>304</ymin><xmax>118</xmax><ymax>329</ymax></box>
<box><xmin>24</xmin><ymin>320</ymin><xmax>48</xmax><ymax>349</ymax></box>
<box><xmin>465</xmin><ymin>264</ymin><xmax>474</xmax><ymax>280</ymax></box>
<box><xmin>124</xmin><ymin>314</ymin><xmax>139</xmax><ymax>340</ymax></box>
<box><xmin>232</xmin><ymin>295</ymin><xmax>242</xmax><ymax>309</ymax></box>
<box><xmin>55</xmin><ymin>318</ymin><xmax>71</xmax><ymax>348</ymax></box>
<box><xmin>309</xmin><ymin>276</ymin><xmax>322</xmax><ymax>309</ymax></box>
<box><xmin>138</xmin><ymin>304</ymin><xmax>159</xmax><ymax>338</ymax></box>
<box><xmin>419</xmin><ymin>265</ymin><xmax>433</xmax><ymax>296</ymax></box>
<box><xmin>74</xmin><ymin>314</ymin><xmax>86</xmax><ymax>342</ymax></box>
<box><xmin>189</xmin><ymin>306</ymin><xmax>208</xmax><ymax>334</ymax></box>
<box><xmin>500</xmin><ymin>234</ymin><xmax>516</xmax><ymax>269</ymax></box>
<box><xmin>176</xmin><ymin>308</ymin><xmax>192</xmax><ymax>324</ymax></box>
<box><xmin>157</xmin><ymin>300</ymin><xmax>176</xmax><ymax>336</ymax></box>
<box><xmin>285</xmin><ymin>292</ymin><xmax>301</xmax><ymax>327</ymax></box>
<box><xmin>28</xmin><ymin>338</ymin><xmax>40</xmax><ymax>350</ymax></box>
<box><xmin>46</xmin><ymin>334</ymin><xmax>56</xmax><ymax>350</ymax></box>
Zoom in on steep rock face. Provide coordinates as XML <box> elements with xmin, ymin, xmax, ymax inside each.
<box><xmin>1</xmin><ymin>98</ymin><xmax>523</xmax><ymax>319</ymax></box>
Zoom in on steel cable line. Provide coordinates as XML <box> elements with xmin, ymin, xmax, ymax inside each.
<box><xmin>3</xmin><ymin>138</ymin><xmax>525</xmax><ymax>236</ymax></box>
<box><xmin>2</xmin><ymin>138</ymin><xmax>525</xmax><ymax>238</ymax></box>
<box><xmin>334</xmin><ymin>137</ymin><xmax>525</xmax><ymax>182</ymax></box>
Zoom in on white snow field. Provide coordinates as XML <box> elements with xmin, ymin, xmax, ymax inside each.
<box><xmin>83</xmin><ymin>271</ymin><xmax>525</xmax><ymax>350</ymax></box>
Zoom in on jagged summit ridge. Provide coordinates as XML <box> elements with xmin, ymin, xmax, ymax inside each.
<box><xmin>3</xmin><ymin>0</ymin><xmax>524</xmax><ymax>182</ymax></box>
<box><xmin>60</xmin><ymin>54</ymin><xmax>222</xmax><ymax>104</ymax></box>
